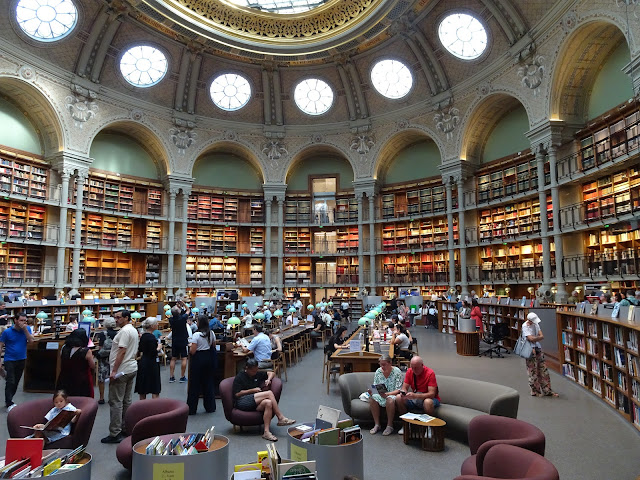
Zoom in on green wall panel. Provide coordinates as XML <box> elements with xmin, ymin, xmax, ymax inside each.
<box><xmin>382</xmin><ymin>140</ymin><xmax>441</xmax><ymax>184</ymax></box>
<box><xmin>0</xmin><ymin>98</ymin><xmax>42</xmax><ymax>154</ymax></box>
<box><xmin>587</xmin><ymin>41</ymin><xmax>633</xmax><ymax>120</ymax></box>
<box><xmin>193</xmin><ymin>153</ymin><xmax>263</xmax><ymax>189</ymax></box>
<box><xmin>90</xmin><ymin>133</ymin><xmax>159</xmax><ymax>179</ymax></box>
<box><xmin>481</xmin><ymin>105</ymin><xmax>530</xmax><ymax>164</ymax></box>
<box><xmin>287</xmin><ymin>156</ymin><xmax>354</xmax><ymax>190</ymax></box>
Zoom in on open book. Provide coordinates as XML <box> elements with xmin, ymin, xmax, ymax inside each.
<box><xmin>20</xmin><ymin>409</ymin><xmax>76</xmax><ymax>432</ymax></box>
<box><xmin>370</xmin><ymin>383</ymin><xmax>388</xmax><ymax>396</ymax></box>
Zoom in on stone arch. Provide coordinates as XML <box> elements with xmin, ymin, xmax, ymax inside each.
<box><xmin>549</xmin><ymin>19</ymin><xmax>630</xmax><ymax>124</ymax></box>
<box><xmin>460</xmin><ymin>93</ymin><xmax>532</xmax><ymax>163</ymax></box>
<box><xmin>0</xmin><ymin>75</ymin><xmax>65</xmax><ymax>156</ymax></box>
<box><xmin>285</xmin><ymin>143</ymin><xmax>356</xmax><ymax>191</ymax></box>
<box><xmin>373</xmin><ymin>128</ymin><xmax>444</xmax><ymax>182</ymax></box>
<box><xmin>189</xmin><ymin>139</ymin><xmax>266</xmax><ymax>186</ymax></box>
<box><xmin>87</xmin><ymin>120</ymin><xmax>172</xmax><ymax>179</ymax></box>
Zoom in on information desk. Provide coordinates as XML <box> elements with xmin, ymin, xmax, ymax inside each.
<box><xmin>132</xmin><ymin>434</ymin><xmax>229</xmax><ymax>480</ymax></box>
<box><xmin>287</xmin><ymin>423</ymin><xmax>363</xmax><ymax>480</ymax></box>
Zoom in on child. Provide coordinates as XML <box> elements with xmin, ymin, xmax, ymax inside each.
<box><xmin>30</xmin><ymin>390</ymin><xmax>81</xmax><ymax>444</ymax></box>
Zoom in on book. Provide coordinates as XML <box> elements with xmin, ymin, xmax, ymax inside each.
<box><xmin>370</xmin><ymin>383</ymin><xmax>388</xmax><ymax>396</ymax></box>
<box><xmin>315</xmin><ymin>405</ymin><xmax>341</xmax><ymax>430</ymax></box>
<box><xmin>590</xmin><ymin>303</ymin><xmax>598</xmax><ymax>315</ymax></box>
<box><xmin>336</xmin><ymin>419</ymin><xmax>354</xmax><ymax>430</ymax></box>
<box><xmin>5</xmin><ymin>438</ymin><xmax>44</xmax><ymax>468</ymax></box>
<box><xmin>316</xmin><ymin>428</ymin><xmax>339</xmax><ymax>446</ymax></box>
<box><xmin>20</xmin><ymin>409</ymin><xmax>76</xmax><ymax>432</ymax></box>
<box><xmin>340</xmin><ymin>425</ymin><xmax>361</xmax><ymax>444</ymax></box>
<box><xmin>629</xmin><ymin>306</ymin><xmax>635</xmax><ymax>321</ymax></box>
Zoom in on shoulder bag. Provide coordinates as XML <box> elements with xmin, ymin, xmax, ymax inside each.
<box><xmin>514</xmin><ymin>330</ymin><xmax>533</xmax><ymax>359</ymax></box>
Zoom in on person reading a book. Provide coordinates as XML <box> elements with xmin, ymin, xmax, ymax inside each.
<box><xmin>396</xmin><ymin>356</ymin><xmax>440</xmax><ymax>434</ymax></box>
<box><xmin>325</xmin><ymin>326</ymin><xmax>350</xmax><ymax>356</ymax></box>
<box><xmin>369</xmin><ymin>355</ymin><xmax>403</xmax><ymax>436</ymax></box>
<box><xmin>29</xmin><ymin>390</ymin><xmax>81</xmax><ymax>444</ymax></box>
<box><xmin>232</xmin><ymin>358</ymin><xmax>295</xmax><ymax>441</ymax></box>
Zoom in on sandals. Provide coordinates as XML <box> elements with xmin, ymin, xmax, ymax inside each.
<box><xmin>277</xmin><ymin>417</ymin><xmax>296</xmax><ymax>426</ymax></box>
<box><xmin>370</xmin><ymin>425</ymin><xmax>381</xmax><ymax>435</ymax></box>
<box><xmin>262</xmin><ymin>432</ymin><xmax>278</xmax><ymax>441</ymax></box>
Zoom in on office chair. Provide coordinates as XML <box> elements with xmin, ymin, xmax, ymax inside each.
<box><xmin>479</xmin><ymin>322</ymin><xmax>510</xmax><ymax>358</ymax></box>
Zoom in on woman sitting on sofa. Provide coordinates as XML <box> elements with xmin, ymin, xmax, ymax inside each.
<box><xmin>368</xmin><ymin>355</ymin><xmax>403</xmax><ymax>436</ymax></box>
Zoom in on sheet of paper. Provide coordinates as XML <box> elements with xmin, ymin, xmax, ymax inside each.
<box><xmin>349</xmin><ymin>340</ymin><xmax>361</xmax><ymax>352</ymax></box>
<box><xmin>290</xmin><ymin>443</ymin><xmax>307</xmax><ymax>462</ymax></box>
<box><xmin>46</xmin><ymin>342</ymin><xmax>59</xmax><ymax>350</ymax></box>
<box><xmin>153</xmin><ymin>463</ymin><xmax>184</xmax><ymax>480</ymax></box>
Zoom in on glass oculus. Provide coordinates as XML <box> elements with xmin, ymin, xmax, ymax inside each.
<box><xmin>438</xmin><ymin>13</ymin><xmax>487</xmax><ymax>60</ymax></box>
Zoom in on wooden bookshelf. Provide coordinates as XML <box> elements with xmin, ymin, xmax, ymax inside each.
<box><xmin>585</xmin><ymin>223</ymin><xmax>640</xmax><ymax>277</ymax></box>
<box><xmin>187</xmin><ymin>225</ymin><xmax>238</xmax><ymax>253</ymax></box>
<box><xmin>335</xmin><ymin>197</ymin><xmax>358</xmax><ymax>222</ymax></box>
<box><xmin>380</xmin><ymin>181</ymin><xmax>452</xmax><ymax>219</ymax></box>
<box><xmin>146</xmin><ymin>254</ymin><xmax>161</xmax><ymax>284</ymax></box>
<box><xmin>558</xmin><ymin>309</ymin><xmax>640</xmax><ymax>431</ymax></box>
<box><xmin>0</xmin><ymin>200</ymin><xmax>45</xmax><ymax>241</ymax></box>
<box><xmin>479</xmin><ymin>240</ymin><xmax>555</xmax><ymax>283</ymax></box>
<box><xmin>582</xmin><ymin>164</ymin><xmax>640</xmax><ymax>221</ymax></box>
<box><xmin>77</xmin><ymin>173</ymin><xmax>163</xmax><ymax>216</ymax></box>
<box><xmin>382</xmin><ymin>217</ymin><xmax>457</xmax><ymax>251</ymax></box>
<box><xmin>577</xmin><ymin>102</ymin><xmax>640</xmax><ymax>171</ymax></box>
<box><xmin>284</xmin><ymin>228</ymin><xmax>311</xmax><ymax>254</ymax></box>
<box><xmin>249</xmin><ymin>258</ymin><xmax>263</xmax><ymax>285</ymax></box>
<box><xmin>336</xmin><ymin>257</ymin><xmax>359</xmax><ymax>283</ymax></box>
<box><xmin>186</xmin><ymin>256</ymin><xmax>237</xmax><ymax>284</ymax></box>
<box><xmin>250</xmin><ymin>227</ymin><xmax>264</xmax><ymax>254</ymax></box>
<box><xmin>0</xmin><ymin>153</ymin><xmax>48</xmax><ymax>199</ymax></box>
<box><xmin>0</xmin><ymin>244</ymin><xmax>43</xmax><ymax>283</ymax></box>
<box><xmin>381</xmin><ymin>252</ymin><xmax>451</xmax><ymax>284</ymax></box>
<box><xmin>284</xmin><ymin>287</ymin><xmax>311</xmax><ymax>303</ymax></box>
<box><xmin>478</xmin><ymin>195</ymin><xmax>552</xmax><ymax>241</ymax></box>
<box><xmin>146</xmin><ymin>221</ymin><xmax>162</xmax><ymax>249</ymax></box>
<box><xmin>284</xmin><ymin>257</ymin><xmax>311</xmax><ymax>285</ymax></box>
<box><xmin>72</xmin><ymin>214</ymin><xmax>133</xmax><ymax>248</ymax></box>
<box><xmin>285</xmin><ymin>199</ymin><xmax>311</xmax><ymax>223</ymax></box>
<box><xmin>187</xmin><ymin>192</ymin><xmax>263</xmax><ymax>223</ymax></box>
<box><xmin>476</xmin><ymin>153</ymin><xmax>542</xmax><ymax>204</ymax></box>
<box><xmin>74</xmin><ymin>250</ymin><xmax>145</xmax><ymax>284</ymax></box>
<box><xmin>336</xmin><ymin>226</ymin><xmax>358</xmax><ymax>252</ymax></box>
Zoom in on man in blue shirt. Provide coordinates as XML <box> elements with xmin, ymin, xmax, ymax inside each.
<box><xmin>0</xmin><ymin>313</ymin><xmax>34</xmax><ymax>410</ymax></box>
<box><xmin>241</xmin><ymin>324</ymin><xmax>273</xmax><ymax>369</ymax></box>
<box><xmin>209</xmin><ymin>316</ymin><xmax>224</xmax><ymax>330</ymax></box>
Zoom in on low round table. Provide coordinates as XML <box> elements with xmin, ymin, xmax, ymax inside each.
<box><xmin>402</xmin><ymin>416</ymin><xmax>447</xmax><ymax>452</ymax></box>
<box><xmin>455</xmin><ymin>330</ymin><xmax>479</xmax><ymax>356</ymax></box>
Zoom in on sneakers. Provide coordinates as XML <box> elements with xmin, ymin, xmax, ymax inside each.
<box><xmin>369</xmin><ymin>425</ymin><xmax>381</xmax><ymax>435</ymax></box>
<box><xmin>397</xmin><ymin>427</ymin><xmax>404</xmax><ymax>435</ymax></box>
<box><xmin>100</xmin><ymin>433</ymin><xmax>125</xmax><ymax>444</ymax></box>
<box><xmin>179</xmin><ymin>376</ymin><xmax>187</xmax><ymax>383</ymax></box>
<box><xmin>6</xmin><ymin>403</ymin><xmax>16</xmax><ymax>412</ymax></box>
<box><xmin>382</xmin><ymin>426</ymin><xmax>394</xmax><ymax>436</ymax></box>
<box><xmin>169</xmin><ymin>377</ymin><xmax>176</xmax><ymax>383</ymax></box>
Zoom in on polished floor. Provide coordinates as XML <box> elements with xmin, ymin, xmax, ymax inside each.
<box><xmin>3</xmin><ymin>325</ymin><xmax>640</xmax><ymax>479</ymax></box>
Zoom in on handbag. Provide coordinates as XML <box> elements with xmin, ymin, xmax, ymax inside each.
<box><xmin>514</xmin><ymin>331</ymin><xmax>534</xmax><ymax>359</ymax></box>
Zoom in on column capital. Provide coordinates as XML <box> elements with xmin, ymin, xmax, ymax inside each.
<box><xmin>163</xmin><ymin>175</ymin><xmax>194</xmax><ymax>196</ymax></box>
<box><xmin>263</xmin><ymin>182</ymin><xmax>287</xmax><ymax>202</ymax></box>
<box><xmin>439</xmin><ymin>160</ymin><xmax>474</xmax><ymax>185</ymax></box>
<box><xmin>48</xmin><ymin>151</ymin><xmax>93</xmax><ymax>177</ymax></box>
<box><xmin>352</xmin><ymin>178</ymin><xmax>379</xmax><ymax>199</ymax></box>
<box><xmin>526</xmin><ymin>119</ymin><xmax>575</xmax><ymax>153</ymax></box>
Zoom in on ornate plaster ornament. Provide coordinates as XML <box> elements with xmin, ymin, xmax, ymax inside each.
<box><xmin>19</xmin><ymin>65</ymin><xmax>35</xmax><ymax>81</ymax></box>
<box><xmin>130</xmin><ymin>109</ymin><xmax>144</xmax><ymax>121</ymax></box>
<box><xmin>262</xmin><ymin>139</ymin><xmax>288</xmax><ymax>173</ymax></box>
<box><xmin>396</xmin><ymin>118</ymin><xmax>409</xmax><ymax>130</ymax></box>
<box><xmin>350</xmin><ymin>134</ymin><xmax>374</xmax><ymax>155</ymax></box>
<box><xmin>169</xmin><ymin>127</ymin><xmax>197</xmax><ymax>154</ymax></box>
<box><xmin>434</xmin><ymin>107</ymin><xmax>460</xmax><ymax>141</ymax></box>
<box><xmin>65</xmin><ymin>95</ymin><xmax>98</xmax><ymax>129</ymax></box>
<box><xmin>560</xmin><ymin>11</ymin><xmax>577</xmax><ymax>33</ymax></box>
<box><xmin>477</xmin><ymin>82</ymin><xmax>491</xmax><ymax>96</ymax></box>
<box><xmin>223</xmin><ymin>130</ymin><xmax>238</xmax><ymax>141</ymax></box>
<box><xmin>518</xmin><ymin>55</ymin><xmax>545</xmax><ymax>96</ymax></box>
<box><xmin>311</xmin><ymin>134</ymin><xmax>325</xmax><ymax>143</ymax></box>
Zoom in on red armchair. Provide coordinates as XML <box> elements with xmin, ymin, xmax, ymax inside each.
<box><xmin>219</xmin><ymin>376</ymin><xmax>283</xmax><ymax>430</ymax></box>
<box><xmin>116</xmin><ymin>398</ymin><xmax>189</xmax><ymax>470</ymax></box>
<box><xmin>461</xmin><ymin>415</ymin><xmax>546</xmax><ymax>476</ymax></box>
<box><xmin>454</xmin><ymin>444</ymin><xmax>559</xmax><ymax>480</ymax></box>
<box><xmin>7</xmin><ymin>396</ymin><xmax>98</xmax><ymax>449</ymax></box>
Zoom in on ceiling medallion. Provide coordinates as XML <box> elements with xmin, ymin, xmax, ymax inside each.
<box><xmin>145</xmin><ymin>0</ymin><xmax>402</xmax><ymax>55</ymax></box>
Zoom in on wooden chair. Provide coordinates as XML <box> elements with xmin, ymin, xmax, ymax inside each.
<box><xmin>272</xmin><ymin>351</ymin><xmax>287</xmax><ymax>382</ymax></box>
<box><xmin>283</xmin><ymin>337</ymin><xmax>297</xmax><ymax>366</ymax></box>
<box><xmin>323</xmin><ymin>354</ymin><xmax>341</xmax><ymax>394</ymax></box>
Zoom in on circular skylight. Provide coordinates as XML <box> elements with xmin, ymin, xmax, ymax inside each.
<box><xmin>370</xmin><ymin>59</ymin><xmax>413</xmax><ymax>99</ymax></box>
<box><xmin>438</xmin><ymin>13</ymin><xmax>487</xmax><ymax>60</ymax></box>
<box><xmin>210</xmin><ymin>73</ymin><xmax>252</xmax><ymax>111</ymax></box>
<box><xmin>294</xmin><ymin>78</ymin><xmax>334</xmax><ymax>116</ymax></box>
<box><xmin>227</xmin><ymin>0</ymin><xmax>329</xmax><ymax>14</ymax></box>
<box><xmin>15</xmin><ymin>0</ymin><xmax>77</xmax><ymax>42</ymax></box>
<box><xmin>119</xmin><ymin>45</ymin><xmax>168</xmax><ymax>88</ymax></box>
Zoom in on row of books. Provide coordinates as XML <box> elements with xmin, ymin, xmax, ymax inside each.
<box><xmin>145</xmin><ymin>427</ymin><xmax>215</xmax><ymax>456</ymax></box>
<box><xmin>0</xmin><ymin>441</ymin><xmax>86</xmax><ymax>478</ymax></box>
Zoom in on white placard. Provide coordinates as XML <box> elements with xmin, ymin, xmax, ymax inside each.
<box><xmin>46</xmin><ymin>342</ymin><xmax>59</xmax><ymax>350</ymax></box>
<box><xmin>349</xmin><ymin>339</ymin><xmax>362</xmax><ymax>352</ymax></box>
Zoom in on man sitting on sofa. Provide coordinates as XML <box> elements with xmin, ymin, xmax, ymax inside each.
<box><xmin>396</xmin><ymin>356</ymin><xmax>440</xmax><ymax>434</ymax></box>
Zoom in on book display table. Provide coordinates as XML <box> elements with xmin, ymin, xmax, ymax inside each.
<box><xmin>287</xmin><ymin>423</ymin><xmax>363</xmax><ymax>480</ymax></box>
<box><xmin>0</xmin><ymin>449</ymin><xmax>91</xmax><ymax>479</ymax></box>
<box><xmin>132</xmin><ymin>434</ymin><xmax>229</xmax><ymax>480</ymax></box>
<box><xmin>455</xmin><ymin>331</ymin><xmax>479</xmax><ymax>356</ymax></box>
<box><xmin>402</xmin><ymin>416</ymin><xmax>446</xmax><ymax>452</ymax></box>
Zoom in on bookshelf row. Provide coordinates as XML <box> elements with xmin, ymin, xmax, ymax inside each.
<box><xmin>0</xmin><ymin>154</ymin><xmax>48</xmax><ymax>198</ymax></box>
<box><xmin>185</xmin><ymin>257</ymin><xmax>263</xmax><ymax>284</ymax></box>
<box><xmin>187</xmin><ymin>192</ymin><xmax>263</xmax><ymax>223</ymax></box>
<box><xmin>73</xmin><ymin>250</ymin><xmax>149</xmax><ymax>284</ymax></box>
<box><xmin>558</xmin><ymin>310</ymin><xmax>640</xmax><ymax>432</ymax></box>
<box><xmin>0</xmin><ymin>200</ymin><xmax>46</xmax><ymax>241</ymax></box>
<box><xmin>381</xmin><ymin>252</ymin><xmax>453</xmax><ymax>284</ymax></box>
<box><xmin>381</xmin><ymin>217</ymin><xmax>458</xmax><ymax>251</ymax></box>
<box><xmin>476</xmin><ymin>154</ymin><xmax>549</xmax><ymax>204</ymax></box>
<box><xmin>479</xmin><ymin>241</ymin><xmax>555</xmax><ymax>282</ymax></box>
<box><xmin>582</xmin><ymin>163</ymin><xmax>640</xmax><ymax>221</ymax></box>
<box><xmin>380</xmin><ymin>182</ymin><xmax>453</xmax><ymax>219</ymax></box>
<box><xmin>478</xmin><ymin>195</ymin><xmax>552</xmax><ymax>241</ymax></box>
<box><xmin>0</xmin><ymin>244</ymin><xmax>43</xmax><ymax>283</ymax></box>
<box><xmin>71</xmin><ymin>214</ymin><xmax>163</xmax><ymax>250</ymax></box>
<box><xmin>285</xmin><ymin>199</ymin><xmax>311</xmax><ymax>223</ymax></box>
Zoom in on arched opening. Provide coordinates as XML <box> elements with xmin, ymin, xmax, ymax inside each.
<box><xmin>192</xmin><ymin>151</ymin><xmax>263</xmax><ymax>190</ymax></box>
<box><xmin>481</xmin><ymin>104</ymin><xmax>530</xmax><ymax>163</ymax></box>
<box><xmin>0</xmin><ymin>96</ymin><xmax>42</xmax><ymax>154</ymax></box>
<box><xmin>550</xmin><ymin>21</ymin><xmax>631</xmax><ymax>124</ymax></box>
<box><xmin>286</xmin><ymin>146</ymin><xmax>354</xmax><ymax>192</ymax></box>
<box><xmin>375</xmin><ymin>130</ymin><xmax>442</xmax><ymax>184</ymax></box>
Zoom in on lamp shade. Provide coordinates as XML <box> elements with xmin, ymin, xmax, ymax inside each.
<box><xmin>358</xmin><ymin>317</ymin><xmax>369</xmax><ymax>326</ymax></box>
<box><xmin>315</xmin><ymin>303</ymin><xmax>322</xmax><ymax>309</ymax></box>
<box><xmin>254</xmin><ymin>302</ymin><xmax>260</xmax><ymax>308</ymax></box>
<box><xmin>254</xmin><ymin>312</ymin><xmax>265</xmax><ymax>321</ymax></box>
<box><xmin>365</xmin><ymin>311</ymin><xmax>376</xmax><ymax>319</ymax></box>
<box><xmin>200</xmin><ymin>303</ymin><xmax>206</xmax><ymax>308</ymax></box>
<box><xmin>228</xmin><ymin>316</ymin><xmax>241</xmax><ymax>326</ymax></box>
<box><xmin>242</xmin><ymin>303</ymin><xmax>248</xmax><ymax>309</ymax></box>
<box><xmin>36</xmin><ymin>311</ymin><xmax>48</xmax><ymax>320</ymax></box>
<box><xmin>82</xmin><ymin>309</ymin><xmax>93</xmax><ymax>317</ymax></box>
<box><xmin>163</xmin><ymin>304</ymin><xmax>171</xmax><ymax>311</ymax></box>
<box><xmin>165</xmin><ymin>310</ymin><xmax>171</xmax><ymax>317</ymax></box>
<box><xmin>288</xmin><ymin>307</ymin><xmax>296</xmax><ymax>313</ymax></box>
<box><xmin>307</xmin><ymin>304</ymin><xmax>314</xmax><ymax>311</ymax></box>
<box><xmin>264</xmin><ymin>301</ymin><xmax>269</xmax><ymax>306</ymax></box>
<box><xmin>225</xmin><ymin>304</ymin><xmax>232</xmax><ymax>311</ymax></box>
<box><xmin>274</xmin><ymin>309</ymin><xmax>283</xmax><ymax>317</ymax></box>
<box><xmin>191</xmin><ymin>307</ymin><xmax>199</xmax><ymax>314</ymax></box>
<box><xmin>328</xmin><ymin>301</ymin><xmax>333</xmax><ymax>307</ymax></box>
<box><xmin>131</xmin><ymin>311</ymin><xmax>142</xmax><ymax>320</ymax></box>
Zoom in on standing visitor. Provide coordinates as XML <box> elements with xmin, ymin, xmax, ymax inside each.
<box><xmin>95</xmin><ymin>317</ymin><xmax>117</xmax><ymax>405</ymax></box>
<box><xmin>135</xmin><ymin>317</ymin><xmax>161</xmax><ymax>400</ymax></box>
<box><xmin>187</xmin><ymin>316</ymin><xmax>216</xmax><ymax>415</ymax></box>
<box><xmin>0</xmin><ymin>313</ymin><xmax>33</xmax><ymax>410</ymax></box>
<box><xmin>169</xmin><ymin>300</ymin><xmax>190</xmax><ymax>383</ymax></box>
<box><xmin>522</xmin><ymin>313</ymin><xmax>558</xmax><ymax>397</ymax></box>
<box><xmin>56</xmin><ymin>329</ymin><xmax>95</xmax><ymax>397</ymax></box>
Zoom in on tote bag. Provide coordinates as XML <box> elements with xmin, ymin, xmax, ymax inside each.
<box><xmin>514</xmin><ymin>331</ymin><xmax>533</xmax><ymax>359</ymax></box>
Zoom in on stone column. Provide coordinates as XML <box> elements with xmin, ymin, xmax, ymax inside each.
<box><xmin>265</xmin><ymin>198</ymin><xmax>272</xmax><ymax>290</ymax></box>
<box><xmin>445</xmin><ymin>180</ymin><xmax>456</xmax><ymax>289</ymax></box>
<box><xmin>457</xmin><ymin>177</ymin><xmax>469</xmax><ymax>296</ymax></box>
<box><xmin>548</xmin><ymin>144</ymin><xmax>567</xmax><ymax>302</ymax></box>
<box><xmin>166</xmin><ymin>190</ymin><xmax>177</xmax><ymax>296</ymax></box>
<box><xmin>536</xmin><ymin>147</ymin><xmax>552</xmax><ymax>292</ymax></box>
<box><xmin>368</xmin><ymin>195</ymin><xmax>376</xmax><ymax>294</ymax></box>
<box><xmin>357</xmin><ymin>194</ymin><xmax>364</xmax><ymax>290</ymax></box>
<box><xmin>69</xmin><ymin>172</ymin><xmax>87</xmax><ymax>296</ymax></box>
<box><xmin>55</xmin><ymin>170</ymin><xmax>70</xmax><ymax>293</ymax></box>
<box><xmin>277</xmin><ymin>198</ymin><xmax>284</xmax><ymax>288</ymax></box>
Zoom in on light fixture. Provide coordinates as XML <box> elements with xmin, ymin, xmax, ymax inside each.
<box><xmin>191</xmin><ymin>307</ymin><xmax>199</xmax><ymax>314</ymax></box>
<box><xmin>307</xmin><ymin>304</ymin><xmax>315</xmax><ymax>311</ymax></box>
<box><xmin>254</xmin><ymin>312</ymin><xmax>265</xmax><ymax>321</ymax></box>
<box><xmin>274</xmin><ymin>309</ymin><xmax>284</xmax><ymax>317</ymax></box>
<box><xmin>131</xmin><ymin>311</ymin><xmax>142</xmax><ymax>320</ymax></box>
<box><xmin>82</xmin><ymin>308</ymin><xmax>93</xmax><ymax>317</ymax></box>
<box><xmin>36</xmin><ymin>311</ymin><xmax>48</xmax><ymax>320</ymax></box>
<box><xmin>288</xmin><ymin>307</ymin><xmax>296</xmax><ymax>313</ymax></box>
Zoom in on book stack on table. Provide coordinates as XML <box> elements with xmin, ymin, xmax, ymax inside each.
<box><xmin>0</xmin><ymin>442</ymin><xmax>88</xmax><ymax>478</ymax></box>
<box><xmin>288</xmin><ymin>419</ymin><xmax>361</xmax><ymax>446</ymax></box>
<box><xmin>145</xmin><ymin>426</ymin><xmax>215</xmax><ymax>456</ymax></box>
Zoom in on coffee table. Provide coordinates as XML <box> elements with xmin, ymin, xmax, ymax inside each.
<box><xmin>402</xmin><ymin>416</ymin><xmax>447</xmax><ymax>452</ymax></box>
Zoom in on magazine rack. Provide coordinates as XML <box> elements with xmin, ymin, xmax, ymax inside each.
<box><xmin>132</xmin><ymin>433</ymin><xmax>229</xmax><ymax>480</ymax></box>
<box><xmin>0</xmin><ymin>449</ymin><xmax>91</xmax><ymax>480</ymax></box>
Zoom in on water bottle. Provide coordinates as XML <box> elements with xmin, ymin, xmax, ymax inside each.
<box><xmin>359</xmin><ymin>331</ymin><xmax>364</xmax><ymax>343</ymax></box>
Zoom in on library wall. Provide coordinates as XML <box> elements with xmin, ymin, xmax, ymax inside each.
<box><xmin>481</xmin><ymin>105</ymin><xmax>530</xmax><ymax>163</ymax></box>
<box><xmin>382</xmin><ymin>140</ymin><xmax>441</xmax><ymax>184</ymax></box>
<box><xmin>286</xmin><ymin>156</ymin><xmax>354</xmax><ymax>191</ymax></box>
<box><xmin>0</xmin><ymin>98</ymin><xmax>42</xmax><ymax>155</ymax></box>
<box><xmin>192</xmin><ymin>153</ymin><xmax>263</xmax><ymax>190</ymax></box>
<box><xmin>587</xmin><ymin>41</ymin><xmax>634</xmax><ymax>120</ymax></box>
<box><xmin>90</xmin><ymin>132</ymin><xmax>159</xmax><ymax>180</ymax></box>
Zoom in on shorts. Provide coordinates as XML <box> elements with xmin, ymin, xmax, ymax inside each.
<box><xmin>406</xmin><ymin>397</ymin><xmax>441</xmax><ymax>411</ymax></box>
<box><xmin>236</xmin><ymin>394</ymin><xmax>257</xmax><ymax>411</ymax></box>
<box><xmin>171</xmin><ymin>346</ymin><xmax>188</xmax><ymax>359</ymax></box>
